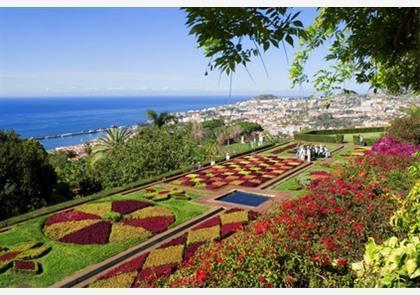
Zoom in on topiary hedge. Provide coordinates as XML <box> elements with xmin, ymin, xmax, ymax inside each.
<box><xmin>295</xmin><ymin>127</ymin><xmax>385</xmax><ymax>144</ymax></box>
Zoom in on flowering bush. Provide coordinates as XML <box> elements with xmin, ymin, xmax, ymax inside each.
<box><xmin>387</xmin><ymin>110</ymin><xmax>420</xmax><ymax>145</ymax></box>
<box><xmin>367</xmin><ymin>136</ymin><xmax>420</xmax><ymax>158</ymax></box>
<box><xmin>352</xmin><ymin>236</ymin><xmax>420</xmax><ymax>287</ymax></box>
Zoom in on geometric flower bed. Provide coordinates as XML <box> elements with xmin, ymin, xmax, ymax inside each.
<box><xmin>341</xmin><ymin>147</ymin><xmax>370</xmax><ymax>158</ymax></box>
<box><xmin>309</xmin><ymin>170</ymin><xmax>331</xmax><ymax>181</ymax></box>
<box><xmin>143</xmin><ymin>186</ymin><xmax>189</xmax><ymax>201</ymax></box>
<box><xmin>43</xmin><ymin>200</ymin><xmax>175</xmax><ymax>245</ymax></box>
<box><xmin>89</xmin><ymin>208</ymin><xmax>258</xmax><ymax>287</ymax></box>
<box><xmin>173</xmin><ymin>154</ymin><xmax>304</xmax><ymax>190</ymax></box>
<box><xmin>0</xmin><ymin>241</ymin><xmax>51</xmax><ymax>274</ymax></box>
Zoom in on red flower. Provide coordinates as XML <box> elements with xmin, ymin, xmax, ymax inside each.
<box><xmin>195</xmin><ymin>268</ymin><xmax>208</xmax><ymax>284</ymax></box>
<box><xmin>255</xmin><ymin>220</ymin><xmax>271</xmax><ymax>235</ymax></box>
<box><xmin>336</xmin><ymin>258</ymin><xmax>346</xmax><ymax>266</ymax></box>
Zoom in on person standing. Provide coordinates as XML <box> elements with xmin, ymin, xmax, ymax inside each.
<box><xmin>306</xmin><ymin>146</ymin><xmax>311</xmax><ymax>162</ymax></box>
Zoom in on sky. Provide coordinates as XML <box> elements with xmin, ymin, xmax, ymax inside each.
<box><xmin>0</xmin><ymin>8</ymin><xmax>369</xmax><ymax>97</ymax></box>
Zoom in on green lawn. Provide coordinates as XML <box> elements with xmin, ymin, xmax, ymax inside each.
<box><xmin>0</xmin><ymin>187</ymin><xmax>210</xmax><ymax>287</ymax></box>
<box><xmin>342</xmin><ymin>132</ymin><xmax>384</xmax><ymax>143</ymax></box>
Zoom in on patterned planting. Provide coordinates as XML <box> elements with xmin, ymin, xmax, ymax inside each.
<box><xmin>172</xmin><ymin>154</ymin><xmax>304</xmax><ymax>189</ymax></box>
<box><xmin>309</xmin><ymin>170</ymin><xmax>331</xmax><ymax>181</ymax></box>
<box><xmin>43</xmin><ymin>200</ymin><xmax>175</xmax><ymax>245</ymax></box>
<box><xmin>89</xmin><ymin>208</ymin><xmax>258</xmax><ymax>288</ymax></box>
<box><xmin>143</xmin><ymin>186</ymin><xmax>190</xmax><ymax>201</ymax></box>
<box><xmin>0</xmin><ymin>241</ymin><xmax>51</xmax><ymax>274</ymax></box>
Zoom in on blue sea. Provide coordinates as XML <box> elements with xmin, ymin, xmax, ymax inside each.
<box><xmin>0</xmin><ymin>96</ymin><xmax>251</xmax><ymax>150</ymax></box>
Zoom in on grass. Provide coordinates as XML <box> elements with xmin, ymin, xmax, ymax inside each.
<box><xmin>342</xmin><ymin>132</ymin><xmax>384</xmax><ymax>143</ymax></box>
<box><xmin>225</xmin><ymin>142</ymin><xmax>254</xmax><ymax>155</ymax></box>
<box><xmin>0</xmin><ymin>186</ymin><xmax>210</xmax><ymax>287</ymax></box>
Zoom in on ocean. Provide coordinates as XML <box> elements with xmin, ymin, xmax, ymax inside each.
<box><xmin>0</xmin><ymin>96</ymin><xmax>251</xmax><ymax>150</ymax></box>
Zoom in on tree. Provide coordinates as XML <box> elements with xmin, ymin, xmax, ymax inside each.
<box><xmin>93</xmin><ymin>126</ymin><xmax>205</xmax><ymax>188</ymax></box>
<box><xmin>0</xmin><ymin>130</ymin><xmax>57</xmax><ymax>220</ymax></box>
<box><xmin>91</xmin><ymin>127</ymin><xmax>131</xmax><ymax>163</ymax></box>
<box><xmin>146</xmin><ymin>110</ymin><xmax>177</xmax><ymax>127</ymax></box>
<box><xmin>234</xmin><ymin>121</ymin><xmax>263</xmax><ymax>136</ymax></box>
<box><xmin>184</xmin><ymin>8</ymin><xmax>419</xmax><ymax>94</ymax></box>
<box><xmin>191</xmin><ymin>120</ymin><xmax>204</xmax><ymax>144</ymax></box>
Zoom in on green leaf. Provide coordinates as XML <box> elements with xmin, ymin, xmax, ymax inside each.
<box><xmin>285</xmin><ymin>35</ymin><xmax>294</xmax><ymax>46</ymax></box>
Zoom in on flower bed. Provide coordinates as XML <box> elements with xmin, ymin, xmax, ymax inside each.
<box><xmin>89</xmin><ymin>208</ymin><xmax>257</xmax><ymax>288</ymax></box>
<box><xmin>0</xmin><ymin>242</ymin><xmax>51</xmax><ymax>274</ymax></box>
<box><xmin>143</xmin><ymin>186</ymin><xmax>189</xmax><ymax>201</ymax></box>
<box><xmin>163</xmin><ymin>137</ymin><xmax>419</xmax><ymax>287</ymax></box>
<box><xmin>43</xmin><ymin>200</ymin><xmax>175</xmax><ymax>245</ymax></box>
<box><xmin>173</xmin><ymin>154</ymin><xmax>304</xmax><ymax>189</ymax></box>
<box><xmin>270</xmin><ymin>143</ymin><xmax>298</xmax><ymax>155</ymax></box>
<box><xmin>13</xmin><ymin>260</ymin><xmax>40</xmax><ymax>274</ymax></box>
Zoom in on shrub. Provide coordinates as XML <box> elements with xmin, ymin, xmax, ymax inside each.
<box><xmin>0</xmin><ymin>130</ymin><xmax>59</xmax><ymax>221</ymax></box>
<box><xmin>390</xmin><ymin>180</ymin><xmax>420</xmax><ymax>234</ymax></box>
<box><xmin>102</xmin><ymin>211</ymin><xmax>122</xmax><ymax>223</ymax></box>
<box><xmin>387</xmin><ymin>110</ymin><xmax>420</xmax><ymax>145</ymax></box>
<box><xmin>352</xmin><ymin>236</ymin><xmax>420</xmax><ymax>287</ymax></box>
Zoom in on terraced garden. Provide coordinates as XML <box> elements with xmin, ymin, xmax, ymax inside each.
<box><xmin>0</xmin><ymin>186</ymin><xmax>209</xmax><ymax>287</ymax></box>
<box><xmin>3</xmin><ymin>134</ymin><xmax>415</xmax><ymax>288</ymax></box>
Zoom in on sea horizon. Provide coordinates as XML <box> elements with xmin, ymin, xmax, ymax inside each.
<box><xmin>0</xmin><ymin>94</ymin><xmax>300</xmax><ymax>150</ymax></box>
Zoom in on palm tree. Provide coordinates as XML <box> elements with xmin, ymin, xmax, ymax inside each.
<box><xmin>91</xmin><ymin>127</ymin><xmax>131</xmax><ymax>163</ymax></box>
<box><xmin>146</xmin><ymin>110</ymin><xmax>177</xmax><ymax>127</ymax></box>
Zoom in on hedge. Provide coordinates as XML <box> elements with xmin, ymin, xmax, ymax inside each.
<box><xmin>303</xmin><ymin>127</ymin><xmax>385</xmax><ymax>135</ymax></box>
<box><xmin>0</xmin><ymin>141</ymin><xmax>279</xmax><ymax>229</ymax></box>
<box><xmin>295</xmin><ymin>127</ymin><xmax>385</xmax><ymax>144</ymax></box>
<box><xmin>294</xmin><ymin>133</ymin><xmax>341</xmax><ymax>143</ymax></box>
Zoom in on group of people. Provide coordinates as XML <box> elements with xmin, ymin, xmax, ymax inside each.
<box><xmin>295</xmin><ymin>144</ymin><xmax>331</xmax><ymax>162</ymax></box>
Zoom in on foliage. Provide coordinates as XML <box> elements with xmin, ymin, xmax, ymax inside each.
<box><xmin>146</xmin><ymin>110</ymin><xmax>177</xmax><ymax>127</ymax></box>
<box><xmin>234</xmin><ymin>121</ymin><xmax>263</xmax><ymax>136</ymax></box>
<box><xmin>387</xmin><ymin>107</ymin><xmax>420</xmax><ymax>145</ymax></box>
<box><xmin>92</xmin><ymin>126</ymin><xmax>205</xmax><ymax>189</ymax></box>
<box><xmin>185</xmin><ymin>8</ymin><xmax>419</xmax><ymax>94</ymax></box>
<box><xmin>202</xmin><ymin>119</ymin><xmax>225</xmax><ymax>130</ymax></box>
<box><xmin>352</xmin><ymin>236</ymin><xmax>420</xmax><ymax>287</ymax></box>
<box><xmin>391</xmin><ymin>180</ymin><xmax>420</xmax><ymax>235</ymax></box>
<box><xmin>183</xmin><ymin>8</ymin><xmax>303</xmax><ymax>75</ymax></box>
<box><xmin>91</xmin><ymin>127</ymin><xmax>131</xmax><ymax>163</ymax></box>
<box><xmin>0</xmin><ymin>130</ymin><xmax>58</xmax><ymax>221</ymax></box>
<box><xmin>290</xmin><ymin>8</ymin><xmax>419</xmax><ymax>94</ymax></box>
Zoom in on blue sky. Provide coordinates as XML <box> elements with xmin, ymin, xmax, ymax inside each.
<box><xmin>0</xmin><ymin>8</ymin><xmax>369</xmax><ymax>97</ymax></box>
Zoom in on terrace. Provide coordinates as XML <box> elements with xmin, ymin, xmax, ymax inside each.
<box><xmin>0</xmin><ymin>138</ymin><xmax>369</xmax><ymax>288</ymax></box>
